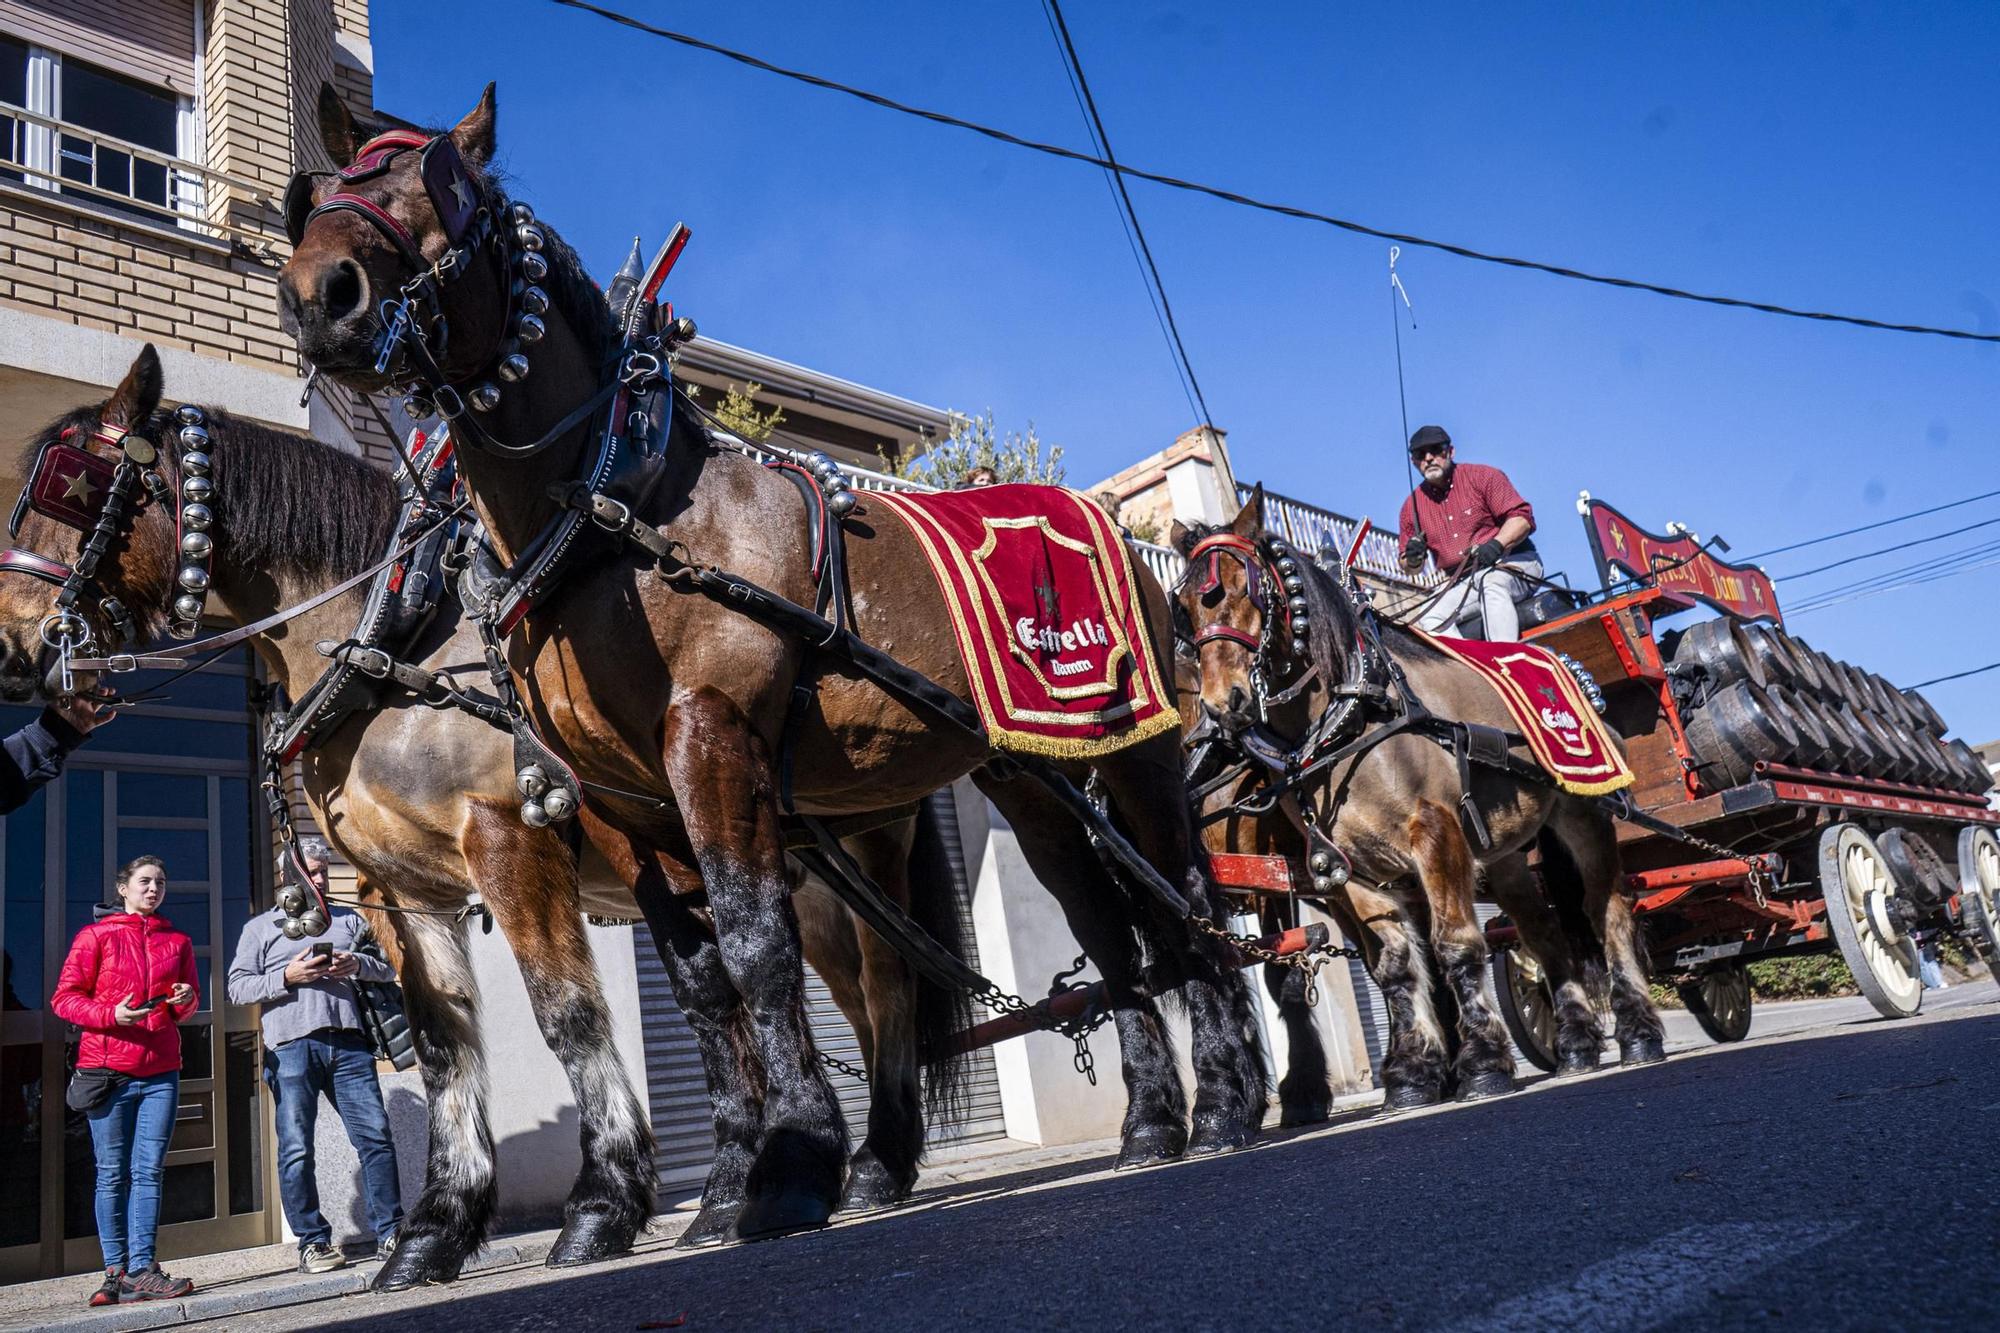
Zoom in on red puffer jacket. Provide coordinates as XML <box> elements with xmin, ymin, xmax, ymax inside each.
<box><xmin>51</xmin><ymin>912</ymin><xmax>199</xmax><ymax>1076</ymax></box>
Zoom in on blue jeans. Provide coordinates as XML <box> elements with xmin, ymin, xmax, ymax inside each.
<box><xmin>85</xmin><ymin>1071</ymin><xmax>179</xmax><ymax>1272</ymax></box>
<box><xmin>262</xmin><ymin>1029</ymin><xmax>403</xmax><ymax>1248</ymax></box>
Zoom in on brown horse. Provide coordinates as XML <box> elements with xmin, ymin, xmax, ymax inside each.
<box><xmin>0</xmin><ymin>349</ymin><xmax>972</xmax><ymax>1288</ymax></box>
<box><xmin>277</xmin><ymin>83</ymin><xmax>1266</xmax><ymax>1274</ymax></box>
<box><xmin>1172</xmin><ymin>494</ymin><xmax>1664</xmax><ymax>1103</ymax></box>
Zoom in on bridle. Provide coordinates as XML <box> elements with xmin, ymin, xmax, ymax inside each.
<box><xmin>1176</xmin><ymin>531</ymin><xmax>1310</xmax><ymax>659</ymax></box>
<box><xmin>1</xmin><ymin>407</ymin><xmax>220</xmax><ymax>687</ymax></box>
<box><xmin>285</xmin><ymin>128</ymin><xmax>590</xmax><ymax>456</ymax></box>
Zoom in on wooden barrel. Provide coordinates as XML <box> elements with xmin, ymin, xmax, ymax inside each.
<box><xmin>1769</xmin><ymin>685</ymin><xmax>1833</xmax><ymax>771</ymax></box>
<box><xmin>1681</xmin><ymin>679</ymin><xmax>1799</xmax><ymax>790</ymax></box>
<box><xmin>1855</xmin><ymin>711</ymin><xmax>1917</xmax><ymax>784</ymax></box>
<box><xmin>1946</xmin><ymin>738</ymin><xmax>1994</xmax><ymax>795</ymax></box>
<box><xmin>1743</xmin><ymin>623</ymin><xmax>1805</xmax><ymax>689</ymax></box>
<box><xmin>1670</xmin><ymin>617</ymin><xmax>1768</xmax><ymax>691</ymax></box>
<box><xmin>1901</xmin><ymin>689</ymin><xmax>1947</xmax><ymax>737</ymax></box>
<box><xmin>1775</xmin><ymin>632</ymin><xmax>1834</xmax><ymax>698</ymax></box>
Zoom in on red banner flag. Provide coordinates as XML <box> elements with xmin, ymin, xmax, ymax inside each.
<box><xmin>1584</xmin><ymin>498</ymin><xmax>1781</xmax><ymax>624</ymax></box>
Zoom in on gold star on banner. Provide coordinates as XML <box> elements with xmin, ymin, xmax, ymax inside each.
<box><xmin>62</xmin><ymin>470</ymin><xmax>96</xmax><ymax>504</ymax></box>
<box><xmin>1610</xmin><ymin>525</ymin><xmax>1627</xmax><ymax>554</ymax></box>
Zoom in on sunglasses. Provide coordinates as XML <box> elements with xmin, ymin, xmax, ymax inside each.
<box><xmin>1410</xmin><ymin>445</ymin><xmax>1451</xmax><ymax>461</ymax></box>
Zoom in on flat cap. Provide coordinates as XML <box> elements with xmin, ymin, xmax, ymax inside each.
<box><xmin>1408</xmin><ymin>424</ymin><xmax>1452</xmax><ymax>452</ymax></box>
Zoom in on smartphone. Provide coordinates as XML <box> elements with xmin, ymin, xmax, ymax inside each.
<box><xmin>130</xmin><ymin>994</ymin><xmax>166</xmax><ymax>1013</ymax></box>
<box><xmin>310</xmin><ymin>942</ymin><xmax>334</xmax><ymax>960</ymax></box>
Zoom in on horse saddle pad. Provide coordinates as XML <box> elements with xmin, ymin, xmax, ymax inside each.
<box><xmin>865</xmin><ymin>485</ymin><xmax>1178</xmax><ymax>759</ymax></box>
<box><xmin>1414</xmin><ymin>630</ymin><xmax>1636</xmax><ymax>797</ymax></box>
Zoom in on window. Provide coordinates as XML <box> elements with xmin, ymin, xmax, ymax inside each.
<box><xmin>0</xmin><ymin>38</ymin><xmax>195</xmax><ymax>227</ymax></box>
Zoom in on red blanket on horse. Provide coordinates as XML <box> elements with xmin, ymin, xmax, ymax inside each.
<box><xmin>867</xmin><ymin>485</ymin><xmax>1178</xmax><ymax>759</ymax></box>
<box><xmin>1415</xmin><ymin>631</ymin><xmax>1636</xmax><ymax>797</ymax></box>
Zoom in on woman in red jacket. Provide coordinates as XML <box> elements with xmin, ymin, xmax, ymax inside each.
<box><xmin>51</xmin><ymin>855</ymin><xmax>200</xmax><ymax>1305</ymax></box>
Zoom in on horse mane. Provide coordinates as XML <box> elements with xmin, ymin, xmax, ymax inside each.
<box><xmin>15</xmin><ymin>406</ymin><xmax>401</xmax><ymax>589</ymax></box>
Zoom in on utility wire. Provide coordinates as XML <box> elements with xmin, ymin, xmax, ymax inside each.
<box><xmin>1036</xmin><ymin>0</ymin><xmax>1205</xmax><ymax>427</ymax></box>
<box><xmin>1743</xmin><ymin>488</ymin><xmax>2000</xmax><ymax>562</ymax></box>
<box><xmin>547</xmin><ymin>0</ymin><xmax>2000</xmax><ymax>345</ymax></box>
<box><xmin>1787</xmin><ymin>550</ymin><xmax>2000</xmax><ymax>616</ymax></box>
<box><xmin>1908</xmin><ymin>660</ymin><xmax>2000</xmax><ymax>691</ymax></box>
<box><xmin>1787</xmin><ymin>534</ymin><xmax>2000</xmax><ymax>609</ymax></box>
<box><xmin>1775</xmin><ymin>513</ymin><xmax>2000</xmax><ymax>581</ymax></box>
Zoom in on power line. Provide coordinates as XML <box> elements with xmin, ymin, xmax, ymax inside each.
<box><xmin>1787</xmin><ymin>549</ymin><xmax>2000</xmax><ymax>616</ymax></box>
<box><xmin>1742</xmin><ymin>488</ymin><xmax>2000</xmax><ymax>562</ymax></box>
<box><xmin>1036</xmin><ymin>0</ymin><xmax>1206</xmax><ymax>428</ymax></box>
<box><xmin>546</xmin><ymin>0</ymin><xmax>2000</xmax><ymax>345</ymax></box>
<box><xmin>1787</xmin><ymin>534</ymin><xmax>2000</xmax><ymax>608</ymax></box>
<box><xmin>1775</xmin><ymin>513</ymin><xmax>2000</xmax><ymax>581</ymax></box>
<box><xmin>1909</xmin><ymin>660</ymin><xmax>2000</xmax><ymax>691</ymax></box>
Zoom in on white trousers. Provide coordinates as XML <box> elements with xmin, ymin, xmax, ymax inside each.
<box><xmin>1417</xmin><ymin>558</ymin><xmax>1543</xmax><ymax>641</ymax></box>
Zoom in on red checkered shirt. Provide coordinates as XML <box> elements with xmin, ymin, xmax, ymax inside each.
<box><xmin>1397</xmin><ymin>463</ymin><xmax>1535</xmax><ymax>574</ymax></box>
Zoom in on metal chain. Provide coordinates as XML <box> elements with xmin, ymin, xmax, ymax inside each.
<box><xmin>968</xmin><ymin>955</ymin><xmax>1112</xmax><ymax>1086</ymax></box>
<box><xmin>1187</xmin><ymin>913</ymin><xmax>1361</xmax><ymax>1010</ymax></box>
<box><xmin>817</xmin><ymin>1050</ymin><xmax>869</xmax><ymax>1084</ymax></box>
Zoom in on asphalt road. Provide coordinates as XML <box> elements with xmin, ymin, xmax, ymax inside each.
<box><xmin>218</xmin><ymin>981</ymin><xmax>2000</xmax><ymax>1333</ymax></box>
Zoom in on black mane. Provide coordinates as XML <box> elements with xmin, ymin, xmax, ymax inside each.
<box><xmin>16</xmin><ymin>405</ymin><xmax>401</xmax><ymax>588</ymax></box>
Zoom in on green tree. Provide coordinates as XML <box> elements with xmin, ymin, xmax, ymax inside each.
<box><xmin>879</xmin><ymin>410</ymin><xmax>1065</xmax><ymax>489</ymax></box>
<box><xmin>688</xmin><ymin>380</ymin><xmax>786</xmax><ymax>444</ymax></box>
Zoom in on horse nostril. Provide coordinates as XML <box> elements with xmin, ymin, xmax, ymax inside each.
<box><xmin>319</xmin><ymin>260</ymin><xmax>365</xmax><ymax>322</ymax></box>
<box><xmin>1226</xmin><ymin>685</ymin><xmax>1251</xmax><ymax>716</ymax></box>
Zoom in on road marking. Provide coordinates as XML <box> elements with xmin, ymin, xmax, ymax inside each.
<box><xmin>1458</xmin><ymin>1220</ymin><xmax>1856</xmax><ymax>1333</ymax></box>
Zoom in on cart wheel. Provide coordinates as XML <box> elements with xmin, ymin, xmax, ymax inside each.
<box><xmin>1819</xmin><ymin>823</ymin><xmax>1923</xmax><ymax>1019</ymax></box>
<box><xmin>1676</xmin><ymin>964</ymin><xmax>1753</xmax><ymax>1042</ymax></box>
<box><xmin>1957</xmin><ymin>827</ymin><xmax>2000</xmax><ymax>982</ymax></box>
<box><xmin>1491</xmin><ymin>946</ymin><xmax>1559</xmax><ymax>1072</ymax></box>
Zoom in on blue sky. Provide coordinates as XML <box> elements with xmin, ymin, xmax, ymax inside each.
<box><xmin>375</xmin><ymin>1</ymin><xmax>1999</xmax><ymax>742</ymax></box>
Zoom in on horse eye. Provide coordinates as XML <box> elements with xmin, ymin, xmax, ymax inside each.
<box><xmin>1199</xmin><ymin>584</ymin><xmax>1225</xmax><ymax>609</ymax></box>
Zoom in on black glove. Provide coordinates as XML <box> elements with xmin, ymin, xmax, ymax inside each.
<box><xmin>1402</xmin><ymin>533</ymin><xmax>1430</xmax><ymax>565</ymax></box>
<box><xmin>1467</xmin><ymin>539</ymin><xmax>1505</xmax><ymax>570</ymax></box>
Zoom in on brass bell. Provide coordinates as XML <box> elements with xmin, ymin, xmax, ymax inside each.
<box><xmin>1309</xmin><ymin>850</ymin><xmax>1335</xmax><ymax>875</ymax></box>
<box><xmin>509</xmin><ymin>202</ymin><xmax>535</xmax><ymax>225</ymax></box>
<box><xmin>278</xmin><ymin>884</ymin><xmax>306</xmax><ymax>915</ymax></box>
<box><xmin>1312</xmin><ymin>875</ymin><xmax>1337</xmax><ymax>895</ymax></box>
<box><xmin>180</xmin><ymin>532</ymin><xmax>213</xmax><ymax>559</ymax></box>
<box><xmin>516</xmin><ymin>225</ymin><xmax>545</xmax><ymax>252</ymax></box>
<box><xmin>179</xmin><ymin>425</ymin><xmax>210</xmax><ymax>451</ymax></box>
<box><xmin>1323</xmin><ymin>863</ymin><xmax>1350</xmax><ymax>888</ymax></box>
<box><xmin>520</xmin><ymin>800</ymin><xmax>551</xmax><ymax>829</ymax></box>
<box><xmin>497</xmin><ymin>352</ymin><xmax>531</xmax><ymax>383</ymax></box>
<box><xmin>173</xmin><ymin>594</ymin><xmax>204</xmax><ymax>621</ymax></box>
<box><xmin>516</xmin><ymin>764</ymin><xmax>549</xmax><ymax>800</ymax></box>
<box><xmin>280</xmin><ymin>916</ymin><xmax>306</xmax><ymax>940</ymax></box>
<box><xmin>182</xmin><ymin>503</ymin><xmax>212</xmax><ymax>531</ymax></box>
<box><xmin>182</xmin><ymin>451</ymin><xmax>212</xmax><ymax>476</ymax></box>
<box><xmin>299</xmin><ymin>910</ymin><xmax>329</xmax><ymax>937</ymax></box>
<box><xmin>468</xmin><ymin>383</ymin><xmax>502</xmax><ymax>412</ymax></box>
<box><xmin>516</xmin><ymin>313</ymin><xmax>545</xmax><ymax>345</ymax></box>
<box><xmin>828</xmin><ymin>489</ymin><xmax>858</xmax><ymax>517</ymax></box>
<box><xmin>403</xmin><ymin>394</ymin><xmax>435</xmax><ymax>420</ymax></box>
<box><xmin>542</xmin><ymin>788</ymin><xmax>576</xmax><ymax>822</ymax></box>
<box><xmin>518</xmin><ymin>251</ymin><xmax>549</xmax><ymax>282</ymax></box>
<box><xmin>178</xmin><ymin>565</ymin><xmax>210</xmax><ymax>592</ymax></box>
<box><xmin>182</xmin><ymin>476</ymin><xmax>213</xmax><ymax>503</ymax></box>
<box><xmin>174</xmin><ymin>405</ymin><xmax>205</xmax><ymax>426</ymax></box>
<box><xmin>519</xmin><ymin>285</ymin><xmax>550</xmax><ymax>316</ymax></box>
<box><xmin>1284</xmin><ymin>575</ymin><xmax>1304</xmax><ymax>594</ymax></box>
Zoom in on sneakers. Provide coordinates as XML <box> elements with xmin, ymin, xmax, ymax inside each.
<box><xmin>298</xmin><ymin>1242</ymin><xmax>348</xmax><ymax>1274</ymax></box>
<box><xmin>374</xmin><ymin>1230</ymin><xmax>398</xmax><ymax>1262</ymax></box>
<box><xmin>88</xmin><ymin>1266</ymin><xmax>123</xmax><ymax>1307</ymax></box>
<box><xmin>119</xmin><ymin>1266</ymin><xmax>194</xmax><ymax>1301</ymax></box>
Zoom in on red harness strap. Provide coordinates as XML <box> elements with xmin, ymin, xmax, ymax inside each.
<box><xmin>1184</xmin><ymin>532</ymin><xmax>1289</xmax><ymax>650</ymax></box>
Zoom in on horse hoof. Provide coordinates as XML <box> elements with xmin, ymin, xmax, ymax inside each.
<box><xmin>1381</xmin><ymin>1083</ymin><xmax>1445</xmax><ymax>1113</ymax></box>
<box><xmin>546</xmin><ymin>1211</ymin><xmax>640</xmax><ymax>1267</ymax></box>
<box><xmin>1277</xmin><ymin>1099</ymin><xmax>1331</xmax><ymax>1129</ymax></box>
<box><xmin>371</xmin><ymin>1233</ymin><xmax>465</xmax><ymax>1291</ymax></box>
<box><xmin>734</xmin><ymin>1189</ymin><xmax>834</xmax><ymax>1241</ymax></box>
<box><xmin>1454</xmin><ymin>1069</ymin><xmax>1517</xmax><ymax>1102</ymax></box>
<box><xmin>1556</xmin><ymin>1049</ymin><xmax>1602</xmax><ymax>1077</ymax></box>
<box><xmin>1113</xmin><ymin>1124</ymin><xmax>1187</xmax><ymax>1171</ymax></box>
<box><xmin>838</xmin><ymin>1158</ymin><xmax>913</xmax><ymax>1215</ymax></box>
<box><xmin>1618</xmin><ymin>1034</ymin><xmax>1667</xmax><ymax>1067</ymax></box>
<box><xmin>674</xmin><ymin>1200</ymin><xmax>741</xmax><ymax>1250</ymax></box>
<box><xmin>1186</xmin><ymin>1117</ymin><xmax>1257</xmax><ymax>1157</ymax></box>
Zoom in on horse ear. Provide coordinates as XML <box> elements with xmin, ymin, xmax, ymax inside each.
<box><xmin>450</xmin><ymin>82</ymin><xmax>497</xmax><ymax>170</ymax></box>
<box><xmin>1168</xmin><ymin>519</ymin><xmax>1190</xmax><ymax>553</ymax></box>
<box><xmin>317</xmin><ymin>83</ymin><xmax>358</xmax><ymax>167</ymax></box>
<box><xmin>103</xmin><ymin>345</ymin><xmax>164</xmax><ymax>430</ymax></box>
<box><xmin>1231</xmin><ymin>484</ymin><xmax>1266</xmax><ymax>538</ymax></box>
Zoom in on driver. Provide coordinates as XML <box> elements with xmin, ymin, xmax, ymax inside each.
<box><xmin>1397</xmin><ymin>425</ymin><xmax>1542</xmax><ymax>641</ymax></box>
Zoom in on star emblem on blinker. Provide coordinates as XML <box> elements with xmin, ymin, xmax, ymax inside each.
<box><xmin>62</xmin><ymin>469</ymin><xmax>97</xmax><ymax>504</ymax></box>
<box><xmin>448</xmin><ymin>172</ymin><xmax>473</xmax><ymax>211</ymax></box>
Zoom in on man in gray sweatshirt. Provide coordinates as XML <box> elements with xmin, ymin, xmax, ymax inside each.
<box><xmin>226</xmin><ymin>837</ymin><xmax>404</xmax><ymax>1273</ymax></box>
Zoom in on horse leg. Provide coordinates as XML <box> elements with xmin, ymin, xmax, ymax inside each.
<box><xmin>1342</xmin><ymin>881</ymin><xmax>1453</xmax><ymax>1110</ymax></box>
<box><xmin>1551</xmin><ymin>800</ymin><xmax>1666</xmax><ymax>1065</ymax></box>
<box><xmin>462</xmin><ymin>802</ymin><xmax>655</xmax><ymax>1267</ymax></box>
<box><xmin>1260</xmin><ymin>898</ymin><xmax>1331</xmax><ymax>1126</ymax></box>
<box><xmin>1089</xmin><ymin>743</ymin><xmax>1269</xmax><ymax>1156</ymax></box>
<box><xmin>1407</xmin><ymin>799</ymin><xmax>1517</xmax><ymax>1100</ymax></box>
<box><xmin>663</xmin><ymin>688</ymin><xmax>846</xmax><ymax>1238</ymax></box>
<box><xmin>1486</xmin><ymin>849</ymin><xmax>1604</xmax><ymax>1075</ymax></box>
<box><xmin>582</xmin><ymin>809</ymin><xmax>765</xmax><ymax>1252</ymax></box>
<box><xmin>372</xmin><ymin>910</ymin><xmax>494</xmax><ymax>1291</ymax></box>
<box><xmin>972</xmin><ymin>768</ymin><xmax>1189</xmax><ymax>1168</ymax></box>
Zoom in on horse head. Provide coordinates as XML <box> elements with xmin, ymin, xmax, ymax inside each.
<box><xmin>1171</xmin><ymin>486</ymin><xmax>1293</xmax><ymax>731</ymax></box>
<box><xmin>0</xmin><ymin>347</ymin><xmax>186</xmax><ymax>700</ymax></box>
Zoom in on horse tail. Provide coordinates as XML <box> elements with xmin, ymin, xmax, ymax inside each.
<box><xmin>909</xmin><ymin>790</ymin><xmax>976</xmax><ymax>1127</ymax></box>
<box><xmin>1535</xmin><ymin>822</ymin><xmax>1610</xmax><ymax>999</ymax></box>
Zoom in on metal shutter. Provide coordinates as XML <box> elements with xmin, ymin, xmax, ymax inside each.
<box><xmin>0</xmin><ymin>0</ymin><xmax>197</xmax><ymax>91</ymax></box>
<box><xmin>631</xmin><ymin>924</ymin><xmax>720</xmax><ymax>1195</ymax></box>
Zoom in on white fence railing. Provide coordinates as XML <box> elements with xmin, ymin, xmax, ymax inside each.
<box><xmin>0</xmin><ymin>102</ymin><xmax>281</xmax><ymax>245</ymax></box>
<box><xmin>1242</xmin><ymin>485</ymin><xmax>1439</xmax><ymax>588</ymax></box>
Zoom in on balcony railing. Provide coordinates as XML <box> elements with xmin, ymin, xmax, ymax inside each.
<box><xmin>1239</xmin><ymin>484</ymin><xmax>1439</xmax><ymax>588</ymax></box>
<box><xmin>0</xmin><ymin>102</ymin><xmax>281</xmax><ymax>247</ymax></box>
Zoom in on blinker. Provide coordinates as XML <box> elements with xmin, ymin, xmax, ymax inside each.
<box><xmin>13</xmin><ymin>441</ymin><xmax>119</xmax><ymax>538</ymax></box>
